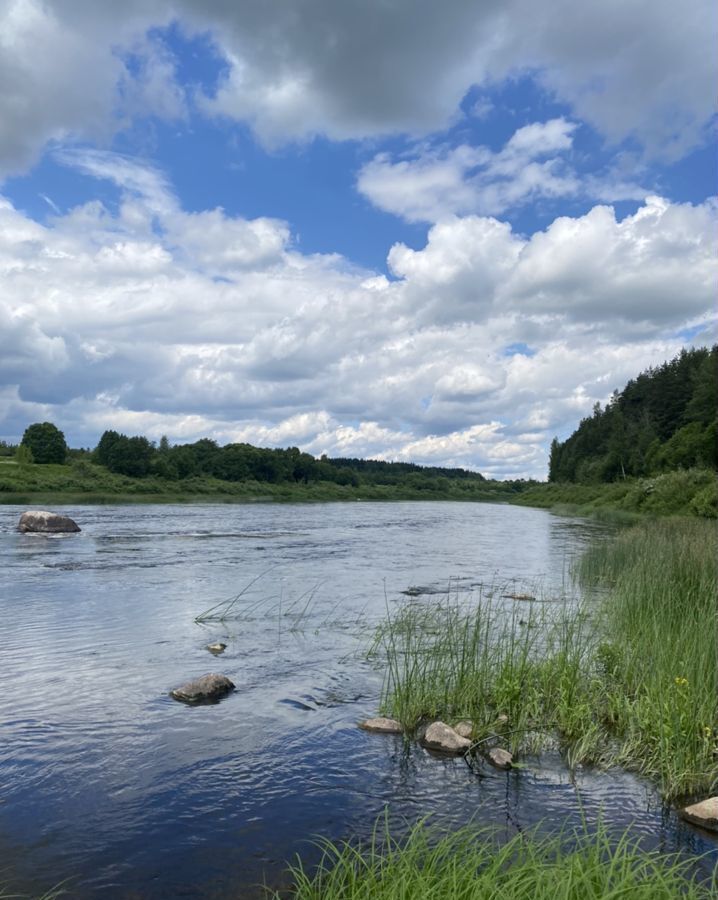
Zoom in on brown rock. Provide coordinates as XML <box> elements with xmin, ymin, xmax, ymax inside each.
<box><xmin>171</xmin><ymin>673</ymin><xmax>235</xmax><ymax>704</ymax></box>
<box><xmin>487</xmin><ymin>747</ymin><xmax>513</xmax><ymax>769</ymax></box>
<box><xmin>680</xmin><ymin>797</ymin><xmax>718</xmax><ymax>832</ymax></box>
<box><xmin>454</xmin><ymin>720</ymin><xmax>474</xmax><ymax>739</ymax></box>
<box><xmin>18</xmin><ymin>510</ymin><xmax>80</xmax><ymax>533</ymax></box>
<box><xmin>421</xmin><ymin>721</ymin><xmax>471</xmax><ymax>754</ymax></box>
<box><xmin>359</xmin><ymin>717</ymin><xmax>403</xmax><ymax>734</ymax></box>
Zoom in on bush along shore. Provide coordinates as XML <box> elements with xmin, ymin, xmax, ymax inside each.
<box><xmin>271</xmin><ymin>516</ymin><xmax>718</xmax><ymax>898</ymax></box>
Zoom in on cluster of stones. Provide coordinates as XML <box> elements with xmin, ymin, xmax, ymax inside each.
<box><xmin>360</xmin><ymin>716</ymin><xmax>514</xmax><ymax>769</ymax></box>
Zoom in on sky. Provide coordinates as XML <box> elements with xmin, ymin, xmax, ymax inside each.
<box><xmin>0</xmin><ymin>0</ymin><xmax>715</xmax><ymax>479</ymax></box>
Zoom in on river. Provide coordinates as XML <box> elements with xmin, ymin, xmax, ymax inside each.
<box><xmin>1</xmin><ymin>502</ymin><xmax>715</xmax><ymax>897</ymax></box>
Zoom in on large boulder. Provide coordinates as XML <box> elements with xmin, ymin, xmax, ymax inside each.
<box><xmin>420</xmin><ymin>721</ymin><xmax>471</xmax><ymax>754</ymax></box>
<box><xmin>18</xmin><ymin>510</ymin><xmax>80</xmax><ymax>533</ymax></box>
<box><xmin>170</xmin><ymin>673</ymin><xmax>235</xmax><ymax>704</ymax></box>
<box><xmin>680</xmin><ymin>797</ymin><xmax>718</xmax><ymax>832</ymax></box>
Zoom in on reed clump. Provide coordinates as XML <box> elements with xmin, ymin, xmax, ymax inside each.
<box><xmin>370</xmin><ymin>517</ymin><xmax>718</xmax><ymax>800</ymax></box>
<box><xmin>276</xmin><ymin>819</ymin><xmax>717</xmax><ymax>899</ymax></box>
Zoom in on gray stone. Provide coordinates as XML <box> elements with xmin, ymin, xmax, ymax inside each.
<box><xmin>487</xmin><ymin>747</ymin><xmax>513</xmax><ymax>769</ymax></box>
<box><xmin>359</xmin><ymin>717</ymin><xmax>403</xmax><ymax>734</ymax></box>
<box><xmin>454</xmin><ymin>720</ymin><xmax>474</xmax><ymax>739</ymax></box>
<box><xmin>206</xmin><ymin>642</ymin><xmax>227</xmax><ymax>654</ymax></box>
<box><xmin>171</xmin><ymin>673</ymin><xmax>235</xmax><ymax>704</ymax></box>
<box><xmin>421</xmin><ymin>721</ymin><xmax>471</xmax><ymax>754</ymax></box>
<box><xmin>680</xmin><ymin>797</ymin><xmax>718</xmax><ymax>832</ymax></box>
<box><xmin>18</xmin><ymin>510</ymin><xmax>80</xmax><ymax>533</ymax></box>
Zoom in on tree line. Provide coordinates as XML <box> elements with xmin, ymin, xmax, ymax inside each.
<box><xmin>549</xmin><ymin>345</ymin><xmax>717</xmax><ymax>483</ymax></box>
<box><xmin>8</xmin><ymin>421</ymin><xmax>488</xmax><ymax>489</ymax></box>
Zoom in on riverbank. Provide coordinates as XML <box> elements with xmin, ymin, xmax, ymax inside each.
<box><xmin>3</xmin><ymin>458</ymin><xmax>716</xmax><ymax>518</ymax></box>
<box><xmin>512</xmin><ymin>467</ymin><xmax>717</xmax><ymax>518</ymax></box>
<box><xmin>369</xmin><ymin>515</ymin><xmax>718</xmax><ymax>801</ymax></box>
<box><xmin>0</xmin><ymin>459</ymin><xmax>522</xmax><ymax>505</ymax></box>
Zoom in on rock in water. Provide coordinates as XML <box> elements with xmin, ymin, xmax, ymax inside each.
<box><xmin>171</xmin><ymin>674</ymin><xmax>235</xmax><ymax>704</ymax></box>
<box><xmin>680</xmin><ymin>797</ymin><xmax>718</xmax><ymax>832</ymax></box>
<box><xmin>487</xmin><ymin>747</ymin><xmax>514</xmax><ymax>769</ymax></box>
<box><xmin>454</xmin><ymin>720</ymin><xmax>474</xmax><ymax>739</ymax></box>
<box><xmin>206</xmin><ymin>642</ymin><xmax>227</xmax><ymax>654</ymax></box>
<box><xmin>421</xmin><ymin>721</ymin><xmax>471</xmax><ymax>753</ymax></box>
<box><xmin>359</xmin><ymin>717</ymin><xmax>403</xmax><ymax>734</ymax></box>
<box><xmin>17</xmin><ymin>510</ymin><xmax>81</xmax><ymax>533</ymax></box>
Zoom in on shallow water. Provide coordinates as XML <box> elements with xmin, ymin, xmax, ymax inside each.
<box><xmin>0</xmin><ymin>502</ymin><xmax>715</xmax><ymax>898</ymax></box>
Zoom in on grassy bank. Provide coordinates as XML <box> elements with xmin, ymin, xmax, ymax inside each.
<box><xmin>369</xmin><ymin>516</ymin><xmax>718</xmax><ymax>801</ymax></box>
<box><xmin>0</xmin><ymin>459</ymin><xmax>522</xmax><ymax>505</ymax></box>
<box><xmin>513</xmin><ymin>468</ymin><xmax>717</xmax><ymax>518</ymax></box>
<box><xmin>275</xmin><ymin>819</ymin><xmax>716</xmax><ymax>899</ymax></box>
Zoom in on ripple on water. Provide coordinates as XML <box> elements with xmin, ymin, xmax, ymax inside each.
<box><xmin>0</xmin><ymin>502</ymin><xmax>714</xmax><ymax>899</ymax></box>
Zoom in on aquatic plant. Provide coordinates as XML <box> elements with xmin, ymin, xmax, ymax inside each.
<box><xmin>370</xmin><ymin>517</ymin><xmax>718</xmax><ymax>799</ymax></box>
<box><xmin>274</xmin><ymin>818</ymin><xmax>717</xmax><ymax>899</ymax></box>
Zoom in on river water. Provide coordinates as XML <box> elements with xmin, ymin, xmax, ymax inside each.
<box><xmin>1</xmin><ymin>502</ymin><xmax>715</xmax><ymax>897</ymax></box>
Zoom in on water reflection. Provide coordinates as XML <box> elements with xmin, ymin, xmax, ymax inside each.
<box><xmin>0</xmin><ymin>502</ymin><xmax>714</xmax><ymax>898</ymax></box>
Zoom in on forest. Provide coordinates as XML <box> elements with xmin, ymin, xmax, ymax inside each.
<box><xmin>548</xmin><ymin>345</ymin><xmax>717</xmax><ymax>483</ymax></box>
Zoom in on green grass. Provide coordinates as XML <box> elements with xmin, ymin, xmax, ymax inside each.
<box><xmin>513</xmin><ymin>468</ymin><xmax>718</xmax><ymax>518</ymax></box>
<box><xmin>0</xmin><ymin>460</ymin><xmax>521</xmax><ymax>505</ymax></box>
<box><xmin>274</xmin><ymin>819</ymin><xmax>717</xmax><ymax>899</ymax></box>
<box><xmin>369</xmin><ymin>517</ymin><xmax>718</xmax><ymax>800</ymax></box>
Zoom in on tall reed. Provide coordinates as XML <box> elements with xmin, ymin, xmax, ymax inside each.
<box><xmin>370</xmin><ymin>517</ymin><xmax>718</xmax><ymax>799</ymax></box>
<box><xmin>276</xmin><ymin>818</ymin><xmax>717</xmax><ymax>899</ymax></box>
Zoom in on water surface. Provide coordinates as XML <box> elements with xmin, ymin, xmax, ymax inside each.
<box><xmin>0</xmin><ymin>502</ymin><xmax>715</xmax><ymax>897</ymax></box>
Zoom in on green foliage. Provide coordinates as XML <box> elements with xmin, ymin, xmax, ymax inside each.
<box><xmin>517</xmin><ymin>468</ymin><xmax>717</xmax><ymax>518</ymax></box>
<box><xmin>277</xmin><ymin>819</ymin><xmax>717</xmax><ymax>900</ymax></box>
<box><xmin>15</xmin><ymin>444</ymin><xmax>34</xmax><ymax>466</ymax></box>
<box><xmin>21</xmin><ymin>422</ymin><xmax>68</xmax><ymax>464</ymax></box>
<box><xmin>549</xmin><ymin>345</ymin><xmax>717</xmax><ymax>483</ymax></box>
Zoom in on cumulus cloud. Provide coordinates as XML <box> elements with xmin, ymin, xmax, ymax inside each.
<box><xmin>0</xmin><ymin>151</ymin><xmax>714</xmax><ymax>477</ymax></box>
<box><xmin>0</xmin><ymin>0</ymin><xmax>714</xmax><ymax>175</ymax></box>
<box><xmin>358</xmin><ymin>119</ymin><xmax>589</xmax><ymax>222</ymax></box>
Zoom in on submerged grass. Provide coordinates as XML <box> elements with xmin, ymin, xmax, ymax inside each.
<box><xmin>370</xmin><ymin>517</ymin><xmax>718</xmax><ymax>800</ymax></box>
<box><xmin>275</xmin><ymin>819</ymin><xmax>717</xmax><ymax>899</ymax></box>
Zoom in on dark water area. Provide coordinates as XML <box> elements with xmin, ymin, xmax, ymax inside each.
<box><xmin>0</xmin><ymin>502</ymin><xmax>715</xmax><ymax>898</ymax></box>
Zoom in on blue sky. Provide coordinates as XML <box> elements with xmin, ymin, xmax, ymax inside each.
<box><xmin>0</xmin><ymin>0</ymin><xmax>715</xmax><ymax>478</ymax></box>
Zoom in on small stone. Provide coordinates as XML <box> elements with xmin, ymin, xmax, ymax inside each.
<box><xmin>454</xmin><ymin>720</ymin><xmax>474</xmax><ymax>739</ymax></box>
<box><xmin>171</xmin><ymin>673</ymin><xmax>235</xmax><ymax>704</ymax></box>
<box><xmin>18</xmin><ymin>510</ymin><xmax>81</xmax><ymax>533</ymax></box>
<box><xmin>487</xmin><ymin>747</ymin><xmax>513</xmax><ymax>769</ymax></box>
<box><xmin>421</xmin><ymin>721</ymin><xmax>471</xmax><ymax>754</ymax></box>
<box><xmin>206</xmin><ymin>642</ymin><xmax>227</xmax><ymax>654</ymax></box>
<box><xmin>680</xmin><ymin>797</ymin><xmax>718</xmax><ymax>832</ymax></box>
<box><xmin>359</xmin><ymin>717</ymin><xmax>403</xmax><ymax>734</ymax></box>
<box><xmin>496</xmin><ymin>713</ymin><xmax>509</xmax><ymax>725</ymax></box>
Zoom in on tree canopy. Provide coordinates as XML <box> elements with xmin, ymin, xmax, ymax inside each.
<box><xmin>548</xmin><ymin>345</ymin><xmax>717</xmax><ymax>483</ymax></box>
<box><xmin>21</xmin><ymin>422</ymin><xmax>68</xmax><ymax>464</ymax></box>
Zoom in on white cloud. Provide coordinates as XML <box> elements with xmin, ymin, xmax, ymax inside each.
<box><xmin>357</xmin><ymin>119</ymin><xmax>650</xmax><ymax>223</ymax></box>
<box><xmin>0</xmin><ymin>156</ymin><xmax>713</xmax><ymax>477</ymax></box>
<box><xmin>0</xmin><ymin>0</ymin><xmax>714</xmax><ymax>175</ymax></box>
